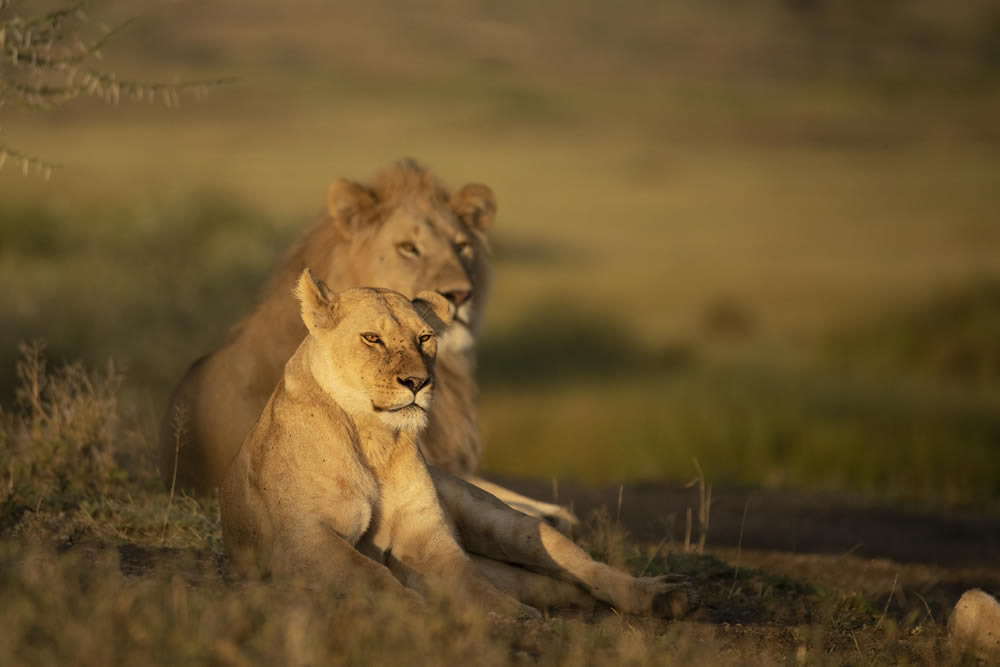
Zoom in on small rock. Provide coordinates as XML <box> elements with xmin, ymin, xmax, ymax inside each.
<box><xmin>949</xmin><ymin>589</ymin><xmax>1000</xmax><ymax>662</ymax></box>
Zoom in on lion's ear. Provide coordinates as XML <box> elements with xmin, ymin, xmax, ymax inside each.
<box><xmin>412</xmin><ymin>290</ymin><xmax>454</xmax><ymax>333</ymax></box>
<box><xmin>327</xmin><ymin>179</ymin><xmax>377</xmax><ymax>235</ymax></box>
<box><xmin>451</xmin><ymin>183</ymin><xmax>496</xmax><ymax>233</ymax></box>
<box><xmin>295</xmin><ymin>268</ymin><xmax>340</xmax><ymax>331</ymax></box>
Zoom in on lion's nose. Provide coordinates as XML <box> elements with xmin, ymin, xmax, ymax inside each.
<box><xmin>441</xmin><ymin>289</ymin><xmax>471</xmax><ymax>307</ymax></box>
<box><xmin>398</xmin><ymin>375</ymin><xmax>429</xmax><ymax>394</ymax></box>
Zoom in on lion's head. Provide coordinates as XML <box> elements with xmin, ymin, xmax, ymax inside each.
<box><xmin>295</xmin><ymin>269</ymin><xmax>454</xmax><ymax>433</ymax></box>
<box><xmin>310</xmin><ymin>159</ymin><xmax>494</xmax><ymax>354</ymax></box>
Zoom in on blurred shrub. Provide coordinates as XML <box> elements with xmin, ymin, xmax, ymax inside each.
<box><xmin>0</xmin><ymin>193</ymin><xmax>296</xmax><ymax>402</ymax></box>
<box><xmin>826</xmin><ymin>281</ymin><xmax>1000</xmax><ymax>388</ymax></box>
<box><xmin>478</xmin><ymin>302</ymin><xmax>695</xmax><ymax>388</ymax></box>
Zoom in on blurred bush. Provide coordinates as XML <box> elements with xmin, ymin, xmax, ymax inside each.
<box><xmin>826</xmin><ymin>281</ymin><xmax>1000</xmax><ymax>387</ymax></box>
<box><xmin>0</xmin><ymin>193</ymin><xmax>295</xmax><ymax>402</ymax></box>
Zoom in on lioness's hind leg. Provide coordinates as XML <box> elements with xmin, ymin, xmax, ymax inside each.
<box><xmin>465</xmin><ymin>476</ymin><xmax>579</xmax><ymax>536</ymax></box>
<box><xmin>432</xmin><ymin>468</ymin><xmax>698</xmax><ymax>619</ymax></box>
<box><xmin>471</xmin><ymin>556</ymin><xmax>596</xmax><ymax>611</ymax></box>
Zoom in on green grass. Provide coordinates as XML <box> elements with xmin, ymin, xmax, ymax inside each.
<box><xmin>3</xmin><ymin>180</ymin><xmax>1000</xmax><ymax>508</ymax></box>
<box><xmin>825</xmin><ymin>280</ymin><xmax>1000</xmax><ymax>389</ymax></box>
<box><xmin>5</xmin><ymin>188</ymin><xmax>998</xmax><ymax>507</ymax></box>
<box><xmin>481</xmin><ymin>363</ymin><xmax>1000</xmax><ymax>509</ymax></box>
<box><xmin>0</xmin><ymin>193</ymin><xmax>293</xmax><ymax>404</ymax></box>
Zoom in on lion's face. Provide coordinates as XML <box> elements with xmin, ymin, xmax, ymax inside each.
<box><xmin>296</xmin><ymin>273</ymin><xmax>454</xmax><ymax>433</ymax></box>
<box><xmin>324</xmin><ymin>170</ymin><xmax>495</xmax><ymax>355</ymax></box>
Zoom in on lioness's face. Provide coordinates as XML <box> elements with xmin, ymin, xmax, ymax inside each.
<box><xmin>297</xmin><ymin>275</ymin><xmax>454</xmax><ymax>433</ymax></box>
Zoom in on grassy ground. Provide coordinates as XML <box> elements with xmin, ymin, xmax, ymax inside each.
<box><xmin>2</xmin><ymin>0</ymin><xmax>1000</xmax><ymax>662</ymax></box>
<box><xmin>0</xmin><ymin>350</ymin><xmax>985</xmax><ymax>664</ymax></box>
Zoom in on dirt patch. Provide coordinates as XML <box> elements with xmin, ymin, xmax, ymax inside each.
<box><xmin>491</xmin><ymin>475</ymin><xmax>1000</xmax><ymax>568</ymax></box>
<box><xmin>494</xmin><ymin>474</ymin><xmax>1000</xmax><ymax>638</ymax></box>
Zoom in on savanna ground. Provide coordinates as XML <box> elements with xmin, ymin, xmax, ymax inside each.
<box><xmin>2</xmin><ymin>0</ymin><xmax>999</xmax><ymax>663</ymax></box>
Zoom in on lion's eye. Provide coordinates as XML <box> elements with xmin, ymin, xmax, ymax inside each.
<box><xmin>419</xmin><ymin>333</ymin><xmax>433</xmax><ymax>344</ymax></box>
<box><xmin>397</xmin><ymin>242</ymin><xmax>420</xmax><ymax>258</ymax></box>
<box><xmin>361</xmin><ymin>333</ymin><xmax>381</xmax><ymax>345</ymax></box>
<box><xmin>456</xmin><ymin>241</ymin><xmax>473</xmax><ymax>258</ymax></box>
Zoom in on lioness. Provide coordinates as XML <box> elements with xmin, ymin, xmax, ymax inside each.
<box><xmin>162</xmin><ymin>159</ymin><xmax>572</xmax><ymax>529</ymax></box>
<box><xmin>221</xmin><ymin>272</ymin><xmax>698</xmax><ymax>618</ymax></box>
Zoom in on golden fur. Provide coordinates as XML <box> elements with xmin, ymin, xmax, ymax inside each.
<box><xmin>220</xmin><ymin>275</ymin><xmax>698</xmax><ymax>618</ymax></box>
<box><xmin>160</xmin><ymin>159</ymin><xmax>575</xmax><ymax>531</ymax></box>
<box><xmin>161</xmin><ymin>159</ymin><xmax>493</xmax><ymax>491</ymax></box>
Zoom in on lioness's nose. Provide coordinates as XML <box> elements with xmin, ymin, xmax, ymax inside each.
<box><xmin>398</xmin><ymin>375</ymin><xmax>429</xmax><ymax>394</ymax></box>
<box><xmin>441</xmin><ymin>289</ymin><xmax>471</xmax><ymax>307</ymax></box>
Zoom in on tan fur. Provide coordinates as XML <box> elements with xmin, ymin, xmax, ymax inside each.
<box><xmin>221</xmin><ymin>277</ymin><xmax>698</xmax><ymax>618</ymax></box>
<box><xmin>162</xmin><ymin>159</ymin><xmax>493</xmax><ymax>492</ymax></box>
<box><xmin>433</xmin><ymin>470</ymin><xmax>697</xmax><ymax>617</ymax></box>
<box><xmin>160</xmin><ymin>159</ymin><xmax>576</xmax><ymax>531</ymax></box>
<box><xmin>221</xmin><ymin>279</ymin><xmax>531</xmax><ymax>615</ymax></box>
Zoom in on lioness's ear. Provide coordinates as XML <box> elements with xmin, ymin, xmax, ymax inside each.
<box><xmin>295</xmin><ymin>268</ymin><xmax>340</xmax><ymax>331</ymax></box>
<box><xmin>412</xmin><ymin>290</ymin><xmax>454</xmax><ymax>333</ymax></box>
<box><xmin>451</xmin><ymin>183</ymin><xmax>496</xmax><ymax>233</ymax></box>
<box><xmin>327</xmin><ymin>179</ymin><xmax>377</xmax><ymax>235</ymax></box>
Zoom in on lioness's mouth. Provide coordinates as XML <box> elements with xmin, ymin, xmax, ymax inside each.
<box><xmin>372</xmin><ymin>401</ymin><xmax>425</xmax><ymax>413</ymax></box>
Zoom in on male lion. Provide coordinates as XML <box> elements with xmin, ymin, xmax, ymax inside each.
<box><xmin>220</xmin><ymin>272</ymin><xmax>698</xmax><ymax>618</ymax></box>
<box><xmin>161</xmin><ymin>159</ymin><xmax>572</xmax><ymax>529</ymax></box>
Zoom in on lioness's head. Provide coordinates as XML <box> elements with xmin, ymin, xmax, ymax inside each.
<box><xmin>324</xmin><ymin>159</ymin><xmax>494</xmax><ymax>353</ymax></box>
<box><xmin>295</xmin><ymin>269</ymin><xmax>454</xmax><ymax>433</ymax></box>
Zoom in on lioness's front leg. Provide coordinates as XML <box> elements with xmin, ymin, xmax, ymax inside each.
<box><xmin>376</xmin><ymin>456</ymin><xmax>538</xmax><ymax>617</ymax></box>
<box><xmin>431</xmin><ymin>468</ymin><xmax>698</xmax><ymax>618</ymax></box>
<box><xmin>269</xmin><ymin>514</ymin><xmax>423</xmax><ymax>608</ymax></box>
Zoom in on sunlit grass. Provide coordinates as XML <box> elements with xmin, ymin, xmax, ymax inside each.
<box><xmin>481</xmin><ymin>365</ymin><xmax>1000</xmax><ymax>509</ymax></box>
<box><xmin>1</xmin><ymin>349</ymin><xmax>963</xmax><ymax>665</ymax></box>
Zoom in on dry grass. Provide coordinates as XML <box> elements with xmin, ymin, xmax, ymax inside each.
<box><xmin>0</xmin><ymin>349</ymin><xmax>977</xmax><ymax>666</ymax></box>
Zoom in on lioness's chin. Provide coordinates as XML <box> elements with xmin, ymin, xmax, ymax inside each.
<box><xmin>377</xmin><ymin>405</ymin><xmax>428</xmax><ymax>432</ymax></box>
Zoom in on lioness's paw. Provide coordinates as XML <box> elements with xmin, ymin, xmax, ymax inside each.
<box><xmin>647</xmin><ymin>575</ymin><xmax>699</xmax><ymax>619</ymax></box>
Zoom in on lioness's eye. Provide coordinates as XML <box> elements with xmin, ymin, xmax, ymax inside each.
<box><xmin>419</xmin><ymin>334</ymin><xmax>433</xmax><ymax>344</ymax></box>
<box><xmin>362</xmin><ymin>333</ymin><xmax>381</xmax><ymax>345</ymax></box>
<box><xmin>456</xmin><ymin>241</ymin><xmax>473</xmax><ymax>258</ymax></box>
<box><xmin>397</xmin><ymin>242</ymin><xmax>420</xmax><ymax>258</ymax></box>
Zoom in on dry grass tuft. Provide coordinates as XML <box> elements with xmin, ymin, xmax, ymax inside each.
<box><xmin>4</xmin><ymin>341</ymin><xmax>124</xmax><ymax>513</ymax></box>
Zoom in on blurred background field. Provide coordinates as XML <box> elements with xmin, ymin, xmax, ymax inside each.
<box><xmin>2</xmin><ymin>0</ymin><xmax>999</xmax><ymax>509</ymax></box>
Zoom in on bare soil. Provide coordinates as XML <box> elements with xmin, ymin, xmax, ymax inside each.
<box><xmin>494</xmin><ymin>476</ymin><xmax>1000</xmax><ymax>621</ymax></box>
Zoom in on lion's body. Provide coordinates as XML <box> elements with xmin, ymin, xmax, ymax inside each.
<box><xmin>220</xmin><ymin>276</ymin><xmax>698</xmax><ymax>618</ymax></box>
<box><xmin>162</xmin><ymin>161</ymin><xmax>491</xmax><ymax>493</ymax></box>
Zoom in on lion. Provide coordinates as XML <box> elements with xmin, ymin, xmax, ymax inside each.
<box><xmin>161</xmin><ymin>159</ymin><xmax>573</xmax><ymax>530</ymax></box>
<box><xmin>220</xmin><ymin>272</ymin><xmax>698</xmax><ymax>618</ymax></box>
